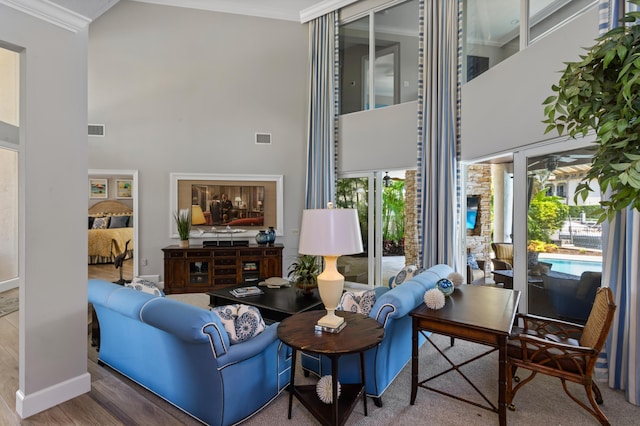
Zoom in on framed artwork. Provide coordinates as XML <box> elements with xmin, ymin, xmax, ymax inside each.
<box><xmin>116</xmin><ymin>179</ymin><xmax>133</xmax><ymax>199</ymax></box>
<box><xmin>169</xmin><ymin>173</ymin><xmax>283</xmax><ymax>239</ymax></box>
<box><xmin>89</xmin><ymin>178</ymin><xmax>108</xmax><ymax>199</ymax></box>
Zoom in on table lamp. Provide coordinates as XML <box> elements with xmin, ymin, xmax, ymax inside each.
<box><xmin>234</xmin><ymin>197</ymin><xmax>242</xmax><ymax>208</ymax></box>
<box><xmin>298</xmin><ymin>203</ymin><xmax>363</xmax><ymax>329</ymax></box>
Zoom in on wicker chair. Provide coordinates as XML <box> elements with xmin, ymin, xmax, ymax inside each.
<box><xmin>506</xmin><ymin>287</ymin><xmax>616</xmax><ymax>425</ymax></box>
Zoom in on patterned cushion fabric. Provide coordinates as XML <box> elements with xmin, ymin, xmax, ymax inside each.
<box><xmin>493</xmin><ymin>243</ymin><xmax>513</xmax><ymax>263</ymax></box>
<box><xmin>467</xmin><ymin>252</ymin><xmax>479</xmax><ymax>269</ymax></box>
<box><xmin>126</xmin><ymin>277</ymin><xmax>164</xmax><ymax>296</ymax></box>
<box><xmin>91</xmin><ymin>216</ymin><xmax>110</xmax><ymax>229</ymax></box>
<box><xmin>390</xmin><ymin>265</ymin><xmax>424</xmax><ymax>288</ymax></box>
<box><xmin>211</xmin><ymin>304</ymin><xmax>266</xmax><ymax>344</ymax></box>
<box><xmin>338</xmin><ymin>289</ymin><xmax>377</xmax><ymax>316</ymax></box>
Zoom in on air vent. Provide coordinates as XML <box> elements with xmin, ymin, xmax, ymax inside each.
<box><xmin>255</xmin><ymin>133</ymin><xmax>272</xmax><ymax>145</ymax></box>
<box><xmin>88</xmin><ymin>124</ymin><xmax>105</xmax><ymax>137</ymax></box>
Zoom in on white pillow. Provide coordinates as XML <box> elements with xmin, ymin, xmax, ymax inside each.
<box><xmin>211</xmin><ymin>304</ymin><xmax>266</xmax><ymax>344</ymax></box>
<box><xmin>338</xmin><ymin>289</ymin><xmax>376</xmax><ymax>316</ymax></box>
<box><xmin>126</xmin><ymin>277</ymin><xmax>163</xmax><ymax>296</ymax></box>
<box><xmin>390</xmin><ymin>265</ymin><xmax>424</xmax><ymax>288</ymax></box>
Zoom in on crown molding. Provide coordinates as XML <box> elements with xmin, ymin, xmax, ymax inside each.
<box><xmin>133</xmin><ymin>0</ymin><xmax>304</xmax><ymax>22</ymax></box>
<box><xmin>0</xmin><ymin>0</ymin><xmax>91</xmax><ymax>32</ymax></box>
<box><xmin>299</xmin><ymin>0</ymin><xmax>358</xmax><ymax>23</ymax></box>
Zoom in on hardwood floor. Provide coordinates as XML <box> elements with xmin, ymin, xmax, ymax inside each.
<box><xmin>88</xmin><ymin>258</ymin><xmax>133</xmax><ymax>283</ymax></box>
<box><xmin>0</xmin><ymin>259</ymin><xmax>203</xmax><ymax>425</ymax></box>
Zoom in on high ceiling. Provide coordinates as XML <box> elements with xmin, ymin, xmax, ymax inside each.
<box><xmin>48</xmin><ymin>0</ymin><xmax>324</xmax><ymax>22</ymax></box>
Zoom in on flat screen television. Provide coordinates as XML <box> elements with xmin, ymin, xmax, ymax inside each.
<box><xmin>466</xmin><ymin>195</ymin><xmax>479</xmax><ymax>230</ymax></box>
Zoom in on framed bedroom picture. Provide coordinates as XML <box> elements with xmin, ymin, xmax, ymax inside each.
<box><xmin>89</xmin><ymin>178</ymin><xmax>108</xmax><ymax>199</ymax></box>
<box><xmin>116</xmin><ymin>179</ymin><xmax>133</xmax><ymax>199</ymax></box>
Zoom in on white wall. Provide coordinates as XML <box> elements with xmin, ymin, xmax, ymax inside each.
<box><xmin>0</xmin><ymin>3</ymin><xmax>90</xmax><ymax>418</ymax></box>
<box><xmin>461</xmin><ymin>7</ymin><xmax>599</xmax><ymax>160</ymax></box>
<box><xmin>88</xmin><ymin>1</ymin><xmax>310</xmax><ymax>275</ymax></box>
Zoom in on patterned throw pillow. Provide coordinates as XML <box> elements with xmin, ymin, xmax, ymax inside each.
<box><xmin>211</xmin><ymin>304</ymin><xmax>266</xmax><ymax>344</ymax></box>
<box><xmin>126</xmin><ymin>277</ymin><xmax>163</xmax><ymax>296</ymax></box>
<box><xmin>467</xmin><ymin>252</ymin><xmax>480</xmax><ymax>269</ymax></box>
<box><xmin>390</xmin><ymin>265</ymin><xmax>424</xmax><ymax>288</ymax></box>
<box><xmin>338</xmin><ymin>290</ymin><xmax>376</xmax><ymax>316</ymax></box>
<box><xmin>91</xmin><ymin>216</ymin><xmax>110</xmax><ymax>229</ymax></box>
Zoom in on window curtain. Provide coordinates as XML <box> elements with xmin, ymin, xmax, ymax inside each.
<box><xmin>416</xmin><ymin>0</ymin><xmax>461</xmax><ymax>269</ymax></box>
<box><xmin>599</xmin><ymin>0</ymin><xmax>640</xmax><ymax>407</ymax></box>
<box><xmin>305</xmin><ymin>12</ymin><xmax>339</xmax><ymax>209</ymax></box>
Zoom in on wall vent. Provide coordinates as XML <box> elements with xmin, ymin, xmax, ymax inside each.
<box><xmin>88</xmin><ymin>124</ymin><xmax>105</xmax><ymax>137</ymax></box>
<box><xmin>255</xmin><ymin>133</ymin><xmax>271</xmax><ymax>145</ymax></box>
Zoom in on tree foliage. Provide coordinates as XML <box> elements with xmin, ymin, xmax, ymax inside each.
<box><xmin>542</xmin><ymin>1</ymin><xmax>640</xmax><ymax>222</ymax></box>
<box><xmin>528</xmin><ymin>191</ymin><xmax>569</xmax><ymax>243</ymax></box>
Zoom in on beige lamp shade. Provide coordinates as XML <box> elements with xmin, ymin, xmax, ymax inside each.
<box><xmin>191</xmin><ymin>205</ymin><xmax>206</xmax><ymax>225</ymax></box>
<box><xmin>298</xmin><ymin>207</ymin><xmax>363</xmax><ymax>329</ymax></box>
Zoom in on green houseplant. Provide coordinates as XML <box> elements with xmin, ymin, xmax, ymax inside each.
<box><xmin>174</xmin><ymin>209</ymin><xmax>191</xmax><ymax>247</ymax></box>
<box><xmin>543</xmin><ymin>1</ymin><xmax>640</xmax><ymax>222</ymax></box>
<box><xmin>287</xmin><ymin>254</ymin><xmax>320</xmax><ymax>295</ymax></box>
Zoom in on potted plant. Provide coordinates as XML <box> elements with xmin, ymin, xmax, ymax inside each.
<box><xmin>543</xmin><ymin>1</ymin><xmax>640</xmax><ymax>222</ymax></box>
<box><xmin>287</xmin><ymin>254</ymin><xmax>320</xmax><ymax>295</ymax></box>
<box><xmin>174</xmin><ymin>209</ymin><xmax>191</xmax><ymax>248</ymax></box>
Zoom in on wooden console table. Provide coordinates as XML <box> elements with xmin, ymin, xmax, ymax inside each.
<box><xmin>162</xmin><ymin>244</ymin><xmax>283</xmax><ymax>294</ymax></box>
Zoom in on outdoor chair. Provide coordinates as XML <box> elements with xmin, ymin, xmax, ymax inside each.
<box><xmin>491</xmin><ymin>242</ymin><xmax>513</xmax><ymax>270</ymax></box>
<box><xmin>506</xmin><ymin>287</ymin><xmax>616</xmax><ymax>425</ymax></box>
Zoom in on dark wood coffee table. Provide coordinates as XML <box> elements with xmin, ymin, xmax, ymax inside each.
<box><xmin>207</xmin><ymin>284</ymin><xmax>323</xmax><ymax>323</ymax></box>
<box><xmin>410</xmin><ymin>285</ymin><xmax>520</xmax><ymax>426</ymax></box>
<box><xmin>278</xmin><ymin>310</ymin><xmax>384</xmax><ymax>426</ymax></box>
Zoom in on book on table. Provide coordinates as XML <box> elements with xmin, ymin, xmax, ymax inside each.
<box><xmin>230</xmin><ymin>286</ymin><xmax>263</xmax><ymax>297</ymax></box>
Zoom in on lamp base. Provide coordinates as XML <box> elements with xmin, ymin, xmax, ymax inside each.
<box><xmin>317</xmin><ymin>312</ymin><xmax>344</xmax><ymax>329</ymax></box>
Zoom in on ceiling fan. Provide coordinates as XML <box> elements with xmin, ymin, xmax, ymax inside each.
<box><xmin>528</xmin><ymin>152</ymin><xmax>593</xmax><ymax>172</ymax></box>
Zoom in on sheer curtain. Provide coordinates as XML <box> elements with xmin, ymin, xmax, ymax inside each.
<box><xmin>305</xmin><ymin>12</ymin><xmax>339</xmax><ymax>209</ymax></box>
<box><xmin>416</xmin><ymin>0</ymin><xmax>461</xmax><ymax>269</ymax></box>
<box><xmin>599</xmin><ymin>0</ymin><xmax>640</xmax><ymax>407</ymax></box>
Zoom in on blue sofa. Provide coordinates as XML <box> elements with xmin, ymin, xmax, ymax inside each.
<box><xmin>88</xmin><ymin>279</ymin><xmax>291</xmax><ymax>426</ymax></box>
<box><xmin>301</xmin><ymin>264</ymin><xmax>454</xmax><ymax>406</ymax></box>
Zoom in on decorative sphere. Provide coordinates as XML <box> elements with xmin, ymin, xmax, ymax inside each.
<box><xmin>447</xmin><ymin>272</ymin><xmax>464</xmax><ymax>287</ymax></box>
<box><xmin>424</xmin><ymin>288</ymin><xmax>445</xmax><ymax>310</ymax></box>
<box><xmin>316</xmin><ymin>375</ymin><xmax>340</xmax><ymax>404</ymax></box>
<box><xmin>436</xmin><ymin>278</ymin><xmax>455</xmax><ymax>296</ymax></box>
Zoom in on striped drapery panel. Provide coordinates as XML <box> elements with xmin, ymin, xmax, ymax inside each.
<box><xmin>600</xmin><ymin>0</ymin><xmax>640</xmax><ymax>407</ymax></box>
<box><xmin>305</xmin><ymin>12</ymin><xmax>339</xmax><ymax>209</ymax></box>
<box><xmin>416</xmin><ymin>0</ymin><xmax>461</xmax><ymax>270</ymax></box>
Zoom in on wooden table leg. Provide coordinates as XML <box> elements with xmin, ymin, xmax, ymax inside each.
<box><xmin>498</xmin><ymin>336</ymin><xmax>507</xmax><ymax>426</ymax></box>
<box><xmin>288</xmin><ymin>348</ymin><xmax>297</xmax><ymax>419</ymax></box>
<box><xmin>360</xmin><ymin>351</ymin><xmax>368</xmax><ymax>416</ymax></box>
<box><xmin>410</xmin><ymin>317</ymin><xmax>418</xmax><ymax>405</ymax></box>
<box><xmin>331</xmin><ymin>355</ymin><xmax>339</xmax><ymax>425</ymax></box>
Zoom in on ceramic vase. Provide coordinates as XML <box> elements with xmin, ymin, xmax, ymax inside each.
<box><xmin>267</xmin><ymin>226</ymin><xmax>276</xmax><ymax>244</ymax></box>
<box><xmin>255</xmin><ymin>230</ymin><xmax>269</xmax><ymax>245</ymax></box>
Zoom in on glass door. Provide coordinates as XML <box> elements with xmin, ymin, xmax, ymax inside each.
<box><xmin>336</xmin><ymin>173</ymin><xmax>377</xmax><ymax>286</ymax></box>
<box><xmin>336</xmin><ymin>170</ymin><xmax>409</xmax><ymax>287</ymax></box>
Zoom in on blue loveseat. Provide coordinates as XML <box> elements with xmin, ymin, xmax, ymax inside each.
<box><xmin>89</xmin><ymin>279</ymin><xmax>291</xmax><ymax>426</ymax></box>
<box><xmin>301</xmin><ymin>263</ymin><xmax>454</xmax><ymax>406</ymax></box>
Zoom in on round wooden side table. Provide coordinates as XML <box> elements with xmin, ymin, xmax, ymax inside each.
<box><xmin>277</xmin><ymin>310</ymin><xmax>384</xmax><ymax>426</ymax></box>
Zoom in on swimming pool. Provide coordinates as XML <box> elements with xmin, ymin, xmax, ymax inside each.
<box><xmin>538</xmin><ymin>256</ymin><xmax>602</xmax><ymax>276</ymax></box>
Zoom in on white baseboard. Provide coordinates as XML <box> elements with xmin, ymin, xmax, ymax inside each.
<box><xmin>15</xmin><ymin>372</ymin><xmax>91</xmax><ymax>419</ymax></box>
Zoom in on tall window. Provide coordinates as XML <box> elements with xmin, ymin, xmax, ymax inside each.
<box><xmin>464</xmin><ymin>0</ymin><xmax>597</xmax><ymax>82</ymax></box>
<box><xmin>0</xmin><ymin>47</ymin><xmax>19</xmax><ymax>284</ymax></box>
<box><xmin>340</xmin><ymin>0</ymin><xmax>419</xmax><ymax>114</ymax></box>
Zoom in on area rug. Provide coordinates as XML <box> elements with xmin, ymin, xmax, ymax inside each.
<box><xmin>0</xmin><ymin>292</ymin><xmax>18</xmax><ymax>318</ymax></box>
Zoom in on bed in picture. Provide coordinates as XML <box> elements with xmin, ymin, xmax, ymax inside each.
<box><xmin>88</xmin><ymin>200</ymin><xmax>134</xmax><ymax>264</ymax></box>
